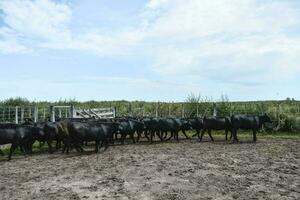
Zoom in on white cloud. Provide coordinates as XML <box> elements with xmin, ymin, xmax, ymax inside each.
<box><xmin>141</xmin><ymin>0</ymin><xmax>300</xmax><ymax>82</ymax></box>
<box><xmin>0</xmin><ymin>0</ymin><xmax>299</xmax><ymax>85</ymax></box>
<box><xmin>0</xmin><ymin>0</ymin><xmax>72</xmax><ymax>42</ymax></box>
<box><xmin>0</xmin><ymin>27</ymin><xmax>31</xmax><ymax>54</ymax></box>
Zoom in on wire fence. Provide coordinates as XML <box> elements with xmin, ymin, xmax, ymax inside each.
<box><xmin>0</xmin><ymin>106</ymin><xmax>70</xmax><ymax>123</ymax></box>
<box><xmin>1</xmin><ymin>101</ymin><xmax>300</xmax><ymax>132</ymax></box>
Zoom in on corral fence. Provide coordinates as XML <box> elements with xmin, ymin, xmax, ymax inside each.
<box><xmin>1</xmin><ymin>101</ymin><xmax>300</xmax><ymax>132</ymax></box>
<box><xmin>0</xmin><ymin>105</ymin><xmax>116</xmax><ymax>124</ymax></box>
<box><xmin>117</xmin><ymin>101</ymin><xmax>300</xmax><ymax>132</ymax></box>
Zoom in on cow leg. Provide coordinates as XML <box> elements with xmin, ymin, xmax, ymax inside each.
<box><xmin>130</xmin><ymin>132</ymin><xmax>136</xmax><ymax>143</ymax></box>
<box><xmin>8</xmin><ymin>142</ymin><xmax>18</xmax><ymax>161</ymax></box>
<box><xmin>95</xmin><ymin>140</ymin><xmax>99</xmax><ymax>153</ymax></box>
<box><xmin>182</xmin><ymin>130</ymin><xmax>190</xmax><ymax>139</ymax></box>
<box><xmin>208</xmin><ymin>130</ymin><xmax>214</xmax><ymax>141</ymax></box>
<box><xmin>176</xmin><ymin>131</ymin><xmax>179</xmax><ymax>142</ymax></box>
<box><xmin>166</xmin><ymin>132</ymin><xmax>173</xmax><ymax>141</ymax></box>
<box><xmin>121</xmin><ymin>133</ymin><xmax>126</xmax><ymax>145</ymax></box>
<box><xmin>199</xmin><ymin>129</ymin><xmax>205</xmax><ymax>142</ymax></box>
<box><xmin>65</xmin><ymin>139</ymin><xmax>70</xmax><ymax>154</ymax></box>
<box><xmin>232</xmin><ymin>129</ymin><xmax>239</xmax><ymax>143</ymax></box>
<box><xmin>150</xmin><ymin>131</ymin><xmax>154</xmax><ymax>143</ymax></box>
<box><xmin>162</xmin><ymin>131</ymin><xmax>167</xmax><ymax>140</ymax></box>
<box><xmin>144</xmin><ymin>130</ymin><xmax>150</xmax><ymax>141</ymax></box>
<box><xmin>55</xmin><ymin>140</ymin><xmax>60</xmax><ymax>150</ymax></box>
<box><xmin>76</xmin><ymin>145</ymin><xmax>84</xmax><ymax>153</ymax></box>
<box><xmin>104</xmin><ymin>138</ymin><xmax>109</xmax><ymax>150</ymax></box>
<box><xmin>62</xmin><ymin>138</ymin><xmax>69</xmax><ymax>154</ymax></box>
<box><xmin>137</xmin><ymin>131</ymin><xmax>141</xmax><ymax>143</ymax></box>
<box><xmin>115</xmin><ymin>132</ymin><xmax>118</xmax><ymax>141</ymax></box>
<box><xmin>225</xmin><ymin>129</ymin><xmax>228</xmax><ymax>141</ymax></box>
<box><xmin>73</xmin><ymin>138</ymin><xmax>83</xmax><ymax>153</ymax></box>
<box><xmin>192</xmin><ymin>130</ymin><xmax>200</xmax><ymax>138</ymax></box>
<box><xmin>19</xmin><ymin>145</ymin><xmax>27</xmax><ymax>156</ymax></box>
<box><xmin>47</xmin><ymin>140</ymin><xmax>53</xmax><ymax>154</ymax></box>
<box><xmin>157</xmin><ymin>131</ymin><xmax>163</xmax><ymax>141</ymax></box>
<box><xmin>191</xmin><ymin>132</ymin><xmax>198</xmax><ymax>137</ymax></box>
<box><xmin>163</xmin><ymin>131</ymin><xmax>168</xmax><ymax>140</ymax></box>
<box><xmin>253</xmin><ymin>129</ymin><xmax>257</xmax><ymax>142</ymax></box>
<box><xmin>27</xmin><ymin>141</ymin><xmax>34</xmax><ymax>154</ymax></box>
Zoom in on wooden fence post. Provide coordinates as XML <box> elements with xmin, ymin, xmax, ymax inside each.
<box><xmin>8</xmin><ymin>107</ymin><xmax>11</xmax><ymax>122</ymax></box>
<box><xmin>21</xmin><ymin>108</ymin><xmax>24</xmax><ymax>123</ymax></box>
<box><xmin>182</xmin><ymin>104</ymin><xmax>185</xmax><ymax>118</ymax></box>
<box><xmin>113</xmin><ymin>107</ymin><xmax>117</xmax><ymax>118</ymax></box>
<box><xmin>15</xmin><ymin>106</ymin><xmax>18</xmax><ymax>124</ymax></box>
<box><xmin>65</xmin><ymin>108</ymin><xmax>68</xmax><ymax>118</ymax></box>
<box><xmin>29</xmin><ymin>107</ymin><xmax>31</xmax><ymax>119</ymax></box>
<box><xmin>1</xmin><ymin>108</ymin><xmax>4</xmax><ymax>122</ymax></box>
<box><xmin>196</xmin><ymin>104</ymin><xmax>199</xmax><ymax>117</ymax></box>
<box><xmin>50</xmin><ymin>106</ymin><xmax>55</xmax><ymax>122</ymax></box>
<box><xmin>34</xmin><ymin>107</ymin><xmax>38</xmax><ymax>123</ymax></box>
<box><xmin>155</xmin><ymin>102</ymin><xmax>158</xmax><ymax>117</ymax></box>
<box><xmin>43</xmin><ymin>108</ymin><xmax>46</xmax><ymax>121</ymax></box>
<box><xmin>58</xmin><ymin>108</ymin><xmax>62</xmax><ymax>119</ymax></box>
<box><xmin>213</xmin><ymin>103</ymin><xmax>217</xmax><ymax>117</ymax></box>
<box><xmin>142</xmin><ymin>106</ymin><xmax>145</xmax><ymax>117</ymax></box>
<box><xmin>70</xmin><ymin>105</ymin><xmax>75</xmax><ymax>118</ymax></box>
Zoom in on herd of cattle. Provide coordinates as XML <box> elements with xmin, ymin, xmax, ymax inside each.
<box><xmin>0</xmin><ymin>113</ymin><xmax>271</xmax><ymax>160</ymax></box>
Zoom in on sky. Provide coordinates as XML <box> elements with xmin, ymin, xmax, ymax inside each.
<box><xmin>0</xmin><ymin>0</ymin><xmax>299</xmax><ymax>102</ymax></box>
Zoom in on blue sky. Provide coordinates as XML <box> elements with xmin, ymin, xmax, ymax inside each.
<box><xmin>0</xmin><ymin>0</ymin><xmax>299</xmax><ymax>102</ymax></box>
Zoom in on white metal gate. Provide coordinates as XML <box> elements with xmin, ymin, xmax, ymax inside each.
<box><xmin>74</xmin><ymin>107</ymin><xmax>116</xmax><ymax>119</ymax></box>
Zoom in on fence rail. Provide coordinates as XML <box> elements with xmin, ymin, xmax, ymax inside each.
<box><xmin>1</xmin><ymin>101</ymin><xmax>300</xmax><ymax>131</ymax></box>
<box><xmin>0</xmin><ymin>106</ymin><xmax>116</xmax><ymax>123</ymax></box>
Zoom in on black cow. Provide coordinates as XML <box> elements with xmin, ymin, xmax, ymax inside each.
<box><xmin>57</xmin><ymin>119</ymin><xmax>82</xmax><ymax>154</ymax></box>
<box><xmin>189</xmin><ymin>118</ymin><xmax>204</xmax><ymax>138</ymax></box>
<box><xmin>43</xmin><ymin>122</ymin><xmax>63</xmax><ymax>153</ymax></box>
<box><xmin>116</xmin><ymin>120</ymin><xmax>136</xmax><ymax>144</ymax></box>
<box><xmin>199</xmin><ymin>117</ymin><xmax>232</xmax><ymax>142</ymax></box>
<box><xmin>127</xmin><ymin>119</ymin><xmax>146</xmax><ymax>143</ymax></box>
<box><xmin>231</xmin><ymin>113</ymin><xmax>271</xmax><ymax>142</ymax></box>
<box><xmin>68</xmin><ymin>122</ymin><xmax>107</xmax><ymax>153</ymax></box>
<box><xmin>98</xmin><ymin>122</ymin><xmax>121</xmax><ymax>145</ymax></box>
<box><xmin>0</xmin><ymin>124</ymin><xmax>43</xmax><ymax>160</ymax></box>
<box><xmin>174</xmin><ymin>118</ymin><xmax>193</xmax><ymax>139</ymax></box>
<box><xmin>142</xmin><ymin>118</ymin><xmax>163</xmax><ymax>143</ymax></box>
<box><xmin>159</xmin><ymin>118</ymin><xmax>181</xmax><ymax>142</ymax></box>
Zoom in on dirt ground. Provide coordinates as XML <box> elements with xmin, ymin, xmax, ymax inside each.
<box><xmin>0</xmin><ymin>138</ymin><xmax>299</xmax><ymax>200</ymax></box>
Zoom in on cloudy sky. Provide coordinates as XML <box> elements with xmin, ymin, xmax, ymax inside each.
<box><xmin>0</xmin><ymin>0</ymin><xmax>299</xmax><ymax>102</ymax></box>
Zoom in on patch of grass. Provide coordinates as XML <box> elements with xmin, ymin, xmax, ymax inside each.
<box><xmin>186</xmin><ymin>130</ymin><xmax>300</xmax><ymax>140</ymax></box>
<box><xmin>0</xmin><ymin>141</ymin><xmax>50</xmax><ymax>159</ymax></box>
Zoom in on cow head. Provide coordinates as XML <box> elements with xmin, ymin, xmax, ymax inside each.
<box><xmin>181</xmin><ymin>118</ymin><xmax>193</xmax><ymax>130</ymax></box>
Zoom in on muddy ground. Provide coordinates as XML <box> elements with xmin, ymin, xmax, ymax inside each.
<box><xmin>0</xmin><ymin>138</ymin><xmax>299</xmax><ymax>200</ymax></box>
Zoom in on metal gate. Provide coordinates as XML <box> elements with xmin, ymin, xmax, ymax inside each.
<box><xmin>0</xmin><ymin>106</ymin><xmax>116</xmax><ymax>124</ymax></box>
<box><xmin>74</xmin><ymin>107</ymin><xmax>116</xmax><ymax>119</ymax></box>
